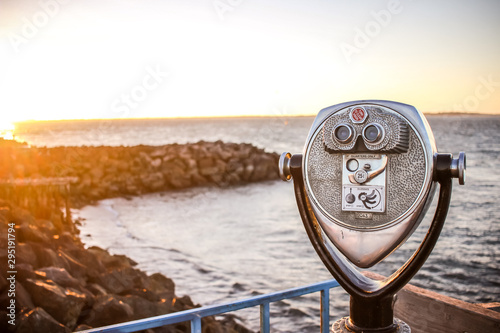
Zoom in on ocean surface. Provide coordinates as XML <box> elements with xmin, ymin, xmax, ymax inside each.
<box><xmin>13</xmin><ymin>115</ymin><xmax>500</xmax><ymax>332</ymax></box>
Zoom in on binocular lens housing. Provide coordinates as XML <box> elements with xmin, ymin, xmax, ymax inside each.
<box><xmin>284</xmin><ymin>100</ymin><xmax>464</xmax><ymax>269</ymax></box>
<box><xmin>333</xmin><ymin>124</ymin><xmax>354</xmax><ymax>143</ymax></box>
<box><xmin>363</xmin><ymin>123</ymin><xmax>384</xmax><ymax>143</ymax></box>
<box><xmin>300</xmin><ymin>101</ymin><xmax>439</xmax><ymax>267</ymax></box>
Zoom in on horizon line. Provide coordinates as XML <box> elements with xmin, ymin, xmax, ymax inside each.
<box><xmin>11</xmin><ymin>111</ymin><xmax>500</xmax><ymax>124</ymax></box>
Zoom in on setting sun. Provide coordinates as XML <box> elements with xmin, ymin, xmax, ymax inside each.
<box><xmin>0</xmin><ymin>121</ymin><xmax>15</xmax><ymax>140</ymax></box>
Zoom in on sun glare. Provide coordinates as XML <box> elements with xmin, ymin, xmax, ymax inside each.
<box><xmin>0</xmin><ymin>121</ymin><xmax>15</xmax><ymax>140</ymax></box>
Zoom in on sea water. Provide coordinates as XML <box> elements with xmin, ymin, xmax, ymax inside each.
<box><xmin>14</xmin><ymin>115</ymin><xmax>500</xmax><ymax>332</ymax></box>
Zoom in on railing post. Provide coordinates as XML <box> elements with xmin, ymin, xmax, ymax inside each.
<box><xmin>191</xmin><ymin>316</ymin><xmax>202</xmax><ymax>333</ymax></box>
<box><xmin>260</xmin><ymin>302</ymin><xmax>270</xmax><ymax>333</ymax></box>
<box><xmin>321</xmin><ymin>288</ymin><xmax>330</xmax><ymax>333</ymax></box>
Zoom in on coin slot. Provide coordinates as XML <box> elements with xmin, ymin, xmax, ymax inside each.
<box><xmin>346</xmin><ymin>159</ymin><xmax>359</xmax><ymax>172</ymax></box>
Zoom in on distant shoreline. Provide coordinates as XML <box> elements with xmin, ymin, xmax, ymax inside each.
<box><xmin>11</xmin><ymin>112</ymin><xmax>499</xmax><ymax>125</ymax></box>
<box><xmin>423</xmin><ymin>112</ymin><xmax>500</xmax><ymax>117</ymax></box>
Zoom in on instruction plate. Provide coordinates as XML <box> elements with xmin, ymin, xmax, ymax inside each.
<box><xmin>342</xmin><ymin>185</ymin><xmax>385</xmax><ymax>213</ymax></box>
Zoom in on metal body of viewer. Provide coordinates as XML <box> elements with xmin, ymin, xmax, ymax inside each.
<box><xmin>279</xmin><ymin>100</ymin><xmax>466</xmax><ymax>332</ymax></box>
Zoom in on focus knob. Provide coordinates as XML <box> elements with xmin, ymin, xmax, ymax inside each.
<box><xmin>279</xmin><ymin>152</ymin><xmax>292</xmax><ymax>181</ymax></box>
<box><xmin>451</xmin><ymin>151</ymin><xmax>466</xmax><ymax>185</ymax></box>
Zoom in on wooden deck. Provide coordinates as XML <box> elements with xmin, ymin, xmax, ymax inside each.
<box><xmin>365</xmin><ymin>272</ymin><xmax>500</xmax><ymax>333</ymax></box>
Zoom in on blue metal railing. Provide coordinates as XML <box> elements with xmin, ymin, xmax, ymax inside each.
<box><xmin>78</xmin><ymin>279</ymin><xmax>341</xmax><ymax>333</ymax></box>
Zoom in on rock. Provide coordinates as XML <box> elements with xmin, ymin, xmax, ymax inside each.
<box><xmin>209</xmin><ymin>174</ymin><xmax>225</xmax><ymax>186</ymax></box>
<box><xmin>116</xmin><ymin>160</ymin><xmax>130</xmax><ymax>172</ymax></box>
<box><xmin>14</xmin><ymin>263</ymin><xmax>36</xmax><ymax>283</ymax></box>
<box><xmin>150</xmin><ymin>148</ymin><xmax>167</xmax><ymax>158</ymax></box>
<box><xmin>163</xmin><ymin>159</ymin><xmax>186</xmax><ymax>174</ymax></box>
<box><xmin>17</xmin><ymin>223</ymin><xmax>51</xmax><ymax>244</ymax></box>
<box><xmin>74</xmin><ymin>324</ymin><xmax>93</xmax><ymax>331</ymax></box>
<box><xmin>88</xmin><ymin>246</ymin><xmax>136</xmax><ymax>270</ymax></box>
<box><xmin>89</xmin><ymin>167</ymin><xmax>104</xmax><ymax>181</ymax></box>
<box><xmin>243</xmin><ymin>163</ymin><xmax>254</xmax><ymax>181</ymax></box>
<box><xmin>198</xmin><ymin>157</ymin><xmax>219</xmax><ymax>176</ymax></box>
<box><xmin>120</xmin><ymin>294</ymin><xmax>160</xmax><ymax>319</ymax></box>
<box><xmin>181</xmin><ymin>156</ymin><xmax>197</xmax><ymax>170</ymax></box>
<box><xmin>139</xmin><ymin>151</ymin><xmax>152</xmax><ymax>164</ymax></box>
<box><xmin>93</xmin><ymin>267</ymin><xmax>144</xmax><ymax>295</ymax></box>
<box><xmin>190</xmin><ymin>172</ymin><xmax>209</xmax><ymax>187</ymax></box>
<box><xmin>0</xmin><ymin>274</ymin><xmax>6</xmax><ymax>291</ymax></box>
<box><xmin>235</xmin><ymin>144</ymin><xmax>253</xmax><ymax>159</ymax></box>
<box><xmin>55</xmin><ymin>231</ymin><xmax>84</xmax><ymax>253</ymax></box>
<box><xmin>172</xmin><ymin>295</ymin><xmax>197</xmax><ymax>310</ymax></box>
<box><xmin>16</xmin><ymin>308</ymin><xmax>71</xmax><ymax>333</ymax></box>
<box><xmin>213</xmin><ymin>144</ymin><xmax>233</xmax><ymax>162</ymax></box>
<box><xmin>218</xmin><ymin>316</ymin><xmax>254</xmax><ymax>333</ymax></box>
<box><xmin>0</xmin><ymin>280</ymin><xmax>28</xmax><ymax>315</ymax></box>
<box><xmin>249</xmin><ymin>156</ymin><xmax>272</xmax><ymax>181</ymax></box>
<box><xmin>88</xmin><ymin>187</ymin><xmax>106</xmax><ymax>200</ymax></box>
<box><xmin>140</xmin><ymin>172</ymin><xmax>166</xmax><ymax>191</ymax></box>
<box><xmin>145</xmin><ymin>273</ymin><xmax>176</xmax><ymax>304</ymax></box>
<box><xmin>24</xmin><ymin>278</ymin><xmax>87</xmax><ymax>329</ymax></box>
<box><xmin>227</xmin><ymin>160</ymin><xmax>245</xmax><ymax>176</ymax></box>
<box><xmin>33</xmin><ymin>246</ymin><xmax>67</xmax><ymax>270</ymax></box>
<box><xmin>15</xmin><ymin>281</ymin><xmax>36</xmax><ymax>310</ymax></box>
<box><xmin>86</xmin><ymin>283</ymin><xmax>108</xmax><ymax>297</ymax></box>
<box><xmin>79</xmin><ymin>174</ymin><xmax>92</xmax><ymax>188</ymax></box>
<box><xmin>35</xmin><ymin>267</ymin><xmax>82</xmax><ymax>289</ymax></box>
<box><xmin>167</xmin><ymin>174</ymin><xmax>193</xmax><ymax>189</ymax></box>
<box><xmin>0</xmin><ymin>310</ymin><xmax>11</xmax><ymax>333</ymax></box>
<box><xmin>69</xmin><ymin>247</ymin><xmax>106</xmax><ymax>279</ymax></box>
<box><xmin>226</xmin><ymin>173</ymin><xmax>241</xmax><ymax>185</ymax></box>
<box><xmin>15</xmin><ymin>243</ymin><xmax>39</xmax><ymax>269</ymax></box>
<box><xmin>151</xmin><ymin>158</ymin><xmax>162</xmax><ymax>168</ymax></box>
<box><xmin>57</xmin><ymin>250</ymin><xmax>88</xmax><ymax>280</ymax></box>
<box><xmin>82</xmin><ymin>294</ymin><xmax>134</xmax><ymax>327</ymax></box>
<box><xmin>37</xmin><ymin>219</ymin><xmax>57</xmax><ymax>234</ymax></box>
<box><xmin>127</xmin><ymin>287</ymin><xmax>160</xmax><ymax>303</ymax></box>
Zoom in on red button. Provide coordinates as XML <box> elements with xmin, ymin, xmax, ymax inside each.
<box><xmin>351</xmin><ymin>107</ymin><xmax>366</xmax><ymax>122</ymax></box>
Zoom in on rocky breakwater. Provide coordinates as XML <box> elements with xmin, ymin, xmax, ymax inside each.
<box><xmin>0</xmin><ymin>140</ymin><xmax>279</xmax><ymax>332</ymax></box>
<box><xmin>0</xmin><ymin>141</ymin><xmax>280</xmax><ymax>206</ymax></box>
<box><xmin>0</xmin><ymin>199</ymin><xmax>253</xmax><ymax>333</ymax></box>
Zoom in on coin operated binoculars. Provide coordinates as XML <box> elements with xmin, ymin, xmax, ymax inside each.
<box><xmin>280</xmin><ymin>100</ymin><xmax>466</xmax><ymax>333</ymax></box>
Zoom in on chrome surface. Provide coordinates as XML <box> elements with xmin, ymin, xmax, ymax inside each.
<box><xmin>322</xmin><ymin>103</ymin><xmax>411</xmax><ymax>153</ymax></box>
<box><xmin>347</xmin><ymin>155</ymin><xmax>388</xmax><ymax>184</ymax></box>
<box><xmin>279</xmin><ymin>151</ymin><xmax>292</xmax><ymax>181</ymax></box>
<box><xmin>331</xmin><ymin>317</ymin><xmax>411</xmax><ymax>333</ymax></box>
<box><xmin>302</xmin><ymin>100</ymin><xmax>437</xmax><ymax>268</ymax></box>
<box><xmin>450</xmin><ymin>151</ymin><xmax>466</xmax><ymax>185</ymax></box>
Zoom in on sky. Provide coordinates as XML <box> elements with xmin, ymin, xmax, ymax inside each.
<box><xmin>0</xmin><ymin>0</ymin><xmax>499</xmax><ymax>125</ymax></box>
